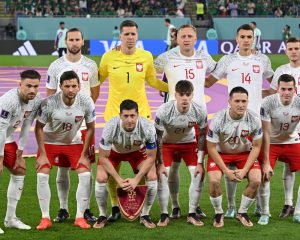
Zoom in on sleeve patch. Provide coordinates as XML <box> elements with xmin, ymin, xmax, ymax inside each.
<box><xmin>207</xmin><ymin>129</ymin><xmax>213</xmax><ymax>138</ymax></box>
<box><xmin>146</xmin><ymin>142</ymin><xmax>157</xmax><ymax>149</ymax></box>
<box><xmin>0</xmin><ymin>109</ymin><xmax>9</xmax><ymax>119</ymax></box>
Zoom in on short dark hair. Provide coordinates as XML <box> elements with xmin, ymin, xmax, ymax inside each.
<box><xmin>60</xmin><ymin>70</ymin><xmax>80</xmax><ymax>85</ymax></box>
<box><xmin>59</xmin><ymin>21</ymin><xmax>65</xmax><ymax>25</ymax></box>
<box><xmin>175</xmin><ymin>80</ymin><xmax>194</xmax><ymax>94</ymax></box>
<box><xmin>66</xmin><ymin>28</ymin><xmax>83</xmax><ymax>40</ymax></box>
<box><xmin>165</xmin><ymin>18</ymin><xmax>171</xmax><ymax>24</ymax></box>
<box><xmin>286</xmin><ymin>37</ymin><xmax>300</xmax><ymax>44</ymax></box>
<box><xmin>20</xmin><ymin>70</ymin><xmax>41</xmax><ymax>81</ymax></box>
<box><xmin>236</xmin><ymin>24</ymin><xmax>253</xmax><ymax>35</ymax></box>
<box><xmin>250</xmin><ymin>21</ymin><xmax>256</xmax><ymax>26</ymax></box>
<box><xmin>120</xmin><ymin>20</ymin><xmax>138</xmax><ymax>32</ymax></box>
<box><xmin>120</xmin><ymin>99</ymin><xmax>138</xmax><ymax>113</ymax></box>
<box><xmin>278</xmin><ymin>74</ymin><xmax>296</xmax><ymax>86</ymax></box>
<box><xmin>229</xmin><ymin>86</ymin><xmax>248</xmax><ymax>97</ymax></box>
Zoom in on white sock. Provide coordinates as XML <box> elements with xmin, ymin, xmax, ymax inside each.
<box><xmin>37</xmin><ymin>173</ymin><xmax>51</xmax><ymax>219</ymax></box>
<box><xmin>259</xmin><ymin>181</ymin><xmax>270</xmax><ymax>215</ymax></box>
<box><xmin>87</xmin><ymin>170</ymin><xmax>94</xmax><ymax>209</ymax></box>
<box><xmin>210</xmin><ymin>195</ymin><xmax>223</xmax><ymax>214</ymax></box>
<box><xmin>76</xmin><ymin>172</ymin><xmax>91</xmax><ymax>218</ymax></box>
<box><xmin>294</xmin><ymin>186</ymin><xmax>300</xmax><ymax>215</ymax></box>
<box><xmin>5</xmin><ymin>175</ymin><xmax>25</xmax><ymax>221</ymax></box>
<box><xmin>238</xmin><ymin>195</ymin><xmax>255</xmax><ymax>214</ymax></box>
<box><xmin>157</xmin><ymin>167</ymin><xmax>170</xmax><ymax>214</ymax></box>
<box><xmin>141</xmin><ymin>180</ymin><xmax>157</xmax><ymax>216</ymax></box>
<box><xmin>56</xmin><ymin>167</ymin><xmax>70</xmax><ymax>210</ymax></box>
<box><xmin>188</xmin><ymin>166</ymin><xmax>201</xmax><ymax>213</ymax></box>
<box><xmin>168</xmin><ymin>161</ymin><xmax>180</xmax><ymax>209</ymax></box>
<box><xmin>95</xmin><ymin>181</ymin><xmax>108</xmax><ymax>217</ymax></box>
<box><xmin>283</xmin><ymin>163</ymin><xmax>295</xmax><ymax>206</ymax></box>
<box><xmin>224</xmin><ymin>174</ymin><xmax>237</xmax><ymax>208</ymax></box>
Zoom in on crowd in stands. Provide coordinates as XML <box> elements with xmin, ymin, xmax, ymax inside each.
<box><xmin>8</xmin><ymin>0</ymin><xmax>186</xmax><ymax>17</ymax></box>
<box><xmin>207</xmin><ymin>0</ymin><xmax>300</xmax><ymax>17</ymax></box>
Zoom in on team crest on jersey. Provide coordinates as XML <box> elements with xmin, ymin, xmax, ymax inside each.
<box><xmin>291</xmin><ymin>115</ymin><xmax>300</xmax><ymax>122</ymax></box>
<box><xmin>23</xmin><ymin>111</ymin><xmax>32</xmax><ymax>118</ymax></box>
<box><xmin>133</xmin><ymin>140</ymin><xmax>142</xmax><ymax>146</ymax></box>
<box><xmin>0</xmin><ymin>109</ymin><xmax>9</xmax><ymax>119</ymax></box>
<box><xmin>188</xmin><ymin>122</ymin><xmax>196</xmax><ymax>128</ymax></box>
<box><xmin>196</xmin><ymin>60</ymin><xmax>203</xmax><ymax>69</ymax></box>
<box><xmin>252</xmin><ymin>65</ymin><xmax>260</xmax><ymax>73</ymax></box>
<box><xmin>240</xmin><ymin>130</ymin><xmax>249</xmax><ymax>137</ymax></box>
<box><xmin>75</xmin><ymin>116</ymin><xmax>83</xmax><ymax>122</ymax></box>
<box><xmin>136</xmin><ymin>63</ymin><xmax>143</xmax><ymax>72</ymax></box>
<box><xmin>82</xmin><ymin>72</ymin><xmax>89</xmax><ymax>81</ymax></box>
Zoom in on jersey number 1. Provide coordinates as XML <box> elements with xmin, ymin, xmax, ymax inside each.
<box><xmin>241</xmin><ymin>73</ymin><xmax>251</xmax><ymax>84</ymax></box>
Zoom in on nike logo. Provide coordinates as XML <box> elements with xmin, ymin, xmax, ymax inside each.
<box><xmin>173</xmin><ymin>64</ymin><xmax>181</xmax><ymax>68</ymax></box>
<box><xmin>231</xmin><ymin>68</ymin><xmax>239</xmax><ymax>71</ymax></box>
<box><xmin>18</xmin><ymin>188</ymin><xmax>23</xmax><ymax>191</ymax></box>
<box><xmin>113</xmin><ymin>67</ymin><xmax>121</xmax><ymax>69</ymax></box>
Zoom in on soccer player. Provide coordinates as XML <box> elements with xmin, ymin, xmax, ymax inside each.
<box><xmin>94</xmin><ymin>99</ymin><xmax>157</xmax><ymax>229</ymax></box>
<box><xmin>54</xmin><ymin>21</ymin><xmax>68</xmax><ymax>57</ymax></box>
<box><xmin>155</xmin><ymin>25</ymin><xmax>216</xmax><ymax>218</ymax></box>
<box><xmin>0</xmin><ymin>70</ymin><xmax>41</xmax><ymax>234</ymax></box>
<box><xmin>155</xmin><ymin>80</ymin><xmax>207</xmax><ymax>227</ymax></box>
<box><xmin>259</xmin><ymin>74</ymin><xmax>300</xmax><ymax>225</ymax></box>
<box><xmin>99</xmin><ymin>20</ymin><xmax>168</xmax><ymax>222</ymax></box>
<box><xmin>35</xmin><ymin>71</ymin><xmax>95</xmax><ymax>230</ymax></box>
<box><xmin>47</xmin><ymin>27</ymin><xmax>99</xmax><ymax>223</ymax></box>
<box><xmin>264</xmin><ymin>37</ymin><xmax>300</xmax><ymax>218</ymax></box>
<box><xmin>249</xmin><ymin>22</ymin><xmax>261</xmax><ymax>52</ymax></box>
<box><xmin>207</xmin><ymin>86</ymin><xmax>262</xmax><ymax>228</ymax></box>
<box><xmin>206</xmin><ymin>24</ymin><xmax>273</xmax><ymax>217</ymax></box>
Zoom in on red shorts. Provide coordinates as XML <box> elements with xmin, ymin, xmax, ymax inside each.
<box><xmin>207</xmin><ymin>152</ymin><xmax>261</xmax><ymax>172</ymax></box>
<box><xmin>163</xmin><ymin>142</ymin><xmax>197</xmax><ymax>167</ymax></box>
<box><xmin>81</xmin><ymin>129</ymin><xmax>96</xmax><ymax>163</ymax></box>
<box><xmin>258</xmin><ymin>144</ymin><xmax>300</xmax><ymax>172</ymax></box>
<box><xmin>104</xmin><ymin>148</ymin><xmax>147</xmax><ymax>173</ymax></box>
<box><xmin>3</xmin><ymin>142</ymin><xmax>18</xmax><ymax>169</ymax></box>
<box><xmin>37</xmin><ymin>144</ymin><xmax>84</xmax><ymax>170</ymax></box>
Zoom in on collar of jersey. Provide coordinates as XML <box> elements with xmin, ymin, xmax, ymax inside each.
<box><xmin>59</xmin><ymin>91</ymin><xmax>77</xmax><ymax>108</ymax></box>
<box><xmin>119</xmin><ymin>119</ymin><xmax>139</xmax><ymax>134</ymax></box>
<box><xmin>226</xmin><ymin>108</ymin><xmax>246</xmax><ymax>122</ymax></box>
<box><xmin>63</xmin><ymin>54</ymin><xmax>83</xmax><ymax>65</ymax></box>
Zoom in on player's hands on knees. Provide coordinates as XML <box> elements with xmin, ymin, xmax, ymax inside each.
<box><xmin>122</xmin><ymin>178</ymin><xmax>138</xmax><ymax>192</ymax></box>
<box><xmin>234</xmin><ymin>169</ymin><xmax>247</xmax><ymax>181</ymax></box>
<box><xmin>195</xmin><ymin>163</ymin><xmax>205</xmax><ymax>181</ymax></box>
<box><xmin>14</xmin><ymin>156</ymin><xmax>26</xmax><ymax>171</ymax></box>
<box><xmin>262</xmin><ymin>163</ymin><xmax>273</xmax><ymax>182</ymax></box>
<box><xmin>77</xmin><ymin>155</ymin><xmax>91</xmax><ymax>170</ymax></box>
<box><xmin>35</xmin><ymin>155</ymin><xmax>50</xmax><ymax>172</ymax></box>
<box><xmin>157</xmin><ymin>163</ymin><xmax>167</xmax><ymax>180</ymax></box>
<box><xmin>224</xmin><ymin>169</ymin><xmax>241</xmax><ymax>182</ymax></box>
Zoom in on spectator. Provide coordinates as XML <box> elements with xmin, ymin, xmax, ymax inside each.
<box><xmin>247</xmin><ymin>1</ymin><xmax>256</xmax><ymax>16</ymax></box>
<box><xmin>228</xmin><ymin>0</ymin><xmax>239</xmax><ymax>17</ymax></box>
<box><xmin>16</xmin><ymin>26</ymin><xmax>27</xmax><ymax>41</ymax></box>
<box><xmin>282</xmin><ymin>25</ymin><xmax>292</xmax><ymax>41</ymax></box>
<box><xmin>274</xmin><ymin>6</ymin><xmax>283</xmax><ymax>17</ymax></box>
<box><xmin>196</xmin><ymin>0</ymin><xmax>205</xmax><ymax>20</ymax></box>
<box><xmin>176</xmin><ymin>0</ymin><xmax>186</xmax><ymax>17</ymax></box>
<box><xmin>5</xmin><ymin>23</ymin><xmax>16</xmax><ymax>39</ymax></box>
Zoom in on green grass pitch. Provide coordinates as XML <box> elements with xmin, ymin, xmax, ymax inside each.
<box><xmin>0</xmin><ymin>54</ymin><xmax>299</xmax><ymax>240</ymax></box>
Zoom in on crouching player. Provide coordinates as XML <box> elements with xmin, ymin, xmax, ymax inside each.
<box><xmin>207</xmin><ymin>86</ymin><xmax>262</xmax><ymax>228</ymax></box>
<box><xmin>35</xmin><ymin>70</ymin><xmax>95</xmax><ymax>230</ymax></box>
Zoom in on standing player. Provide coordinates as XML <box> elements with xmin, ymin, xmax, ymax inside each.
<box><xmin>155</xmin><ymin>81</ymin><xmax>207</xmax><ymax>227</ymax></box>
<box><xmin>94</xmin><ymin>99</ymin><xmax>157</xmax><ymax>229</ymax></box>
<box><xmin>35</xmin><ymin>71</ymin><xmax>95</xmax><ymax>230</ymax></box>
<box><xmin>259</xmin><ymin>74</ymin><xmax>300</xmax><ymax>225</ymax></box>
<box><xmin>47</xmin><ymin>27</ymin><xmax>99</xmax><ymax>223</ymax></box>
<box><xmin>0</xmin><ymin>70</ymin><xmax>41</xmax><ymax>234</ymax></box>
<box><xmin>207</xmin><ymin>87</ymin><xmax>262</xmax><ymax>228</ymax></box>
<box><xmin>264</xmin><ymin>37</ymin><xmax>300</xmax><ymax>218</ymax></box>
<box><xmin>155</xmin><ymin>25</ymin><xmax>216</xmax><ymax>218</ymax></box>
<box><xmin>250</xmin><ymin>22</ymin><xmax>261</xmax><ymax>52</ymax></box>
<box><xmin>206</xmin><ymin>24</ymin><xmax>273</xmax><ymax>217</ymax></box>
<box><xmin>54</xmin><ymin>21</ymin><xmax>68</xmax><ymax>57</ymax></box>
<box><xmin>99</xmin><ymin>20</ymin><xmax>168</xmax><ymax>221</ymax></box>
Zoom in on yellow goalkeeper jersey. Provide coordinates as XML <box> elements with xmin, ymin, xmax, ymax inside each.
<box><xmin>99</xmin><ymin>47</ymin><xmax>168</xmax><ymax>121</ymax></box>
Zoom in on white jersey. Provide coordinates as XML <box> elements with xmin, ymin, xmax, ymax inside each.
<box><xmin>154</xmin><ymin>47</ymin><xmax>216</xmax><ymax>110</ymax></box>
<box><xmin>207</xmin><ymin>108</ymin><xmax>262</xmax><ymax>154</ymax></box>
<box><xmin>212</xmin><ymin>52</ymin><xmax>274</xmax><ymax>115</ymax></box>
<box><xmin>270</xmin><ymin>63</ymin><xmax>300</xmax><ymax>93</ymax></box>
<box><xmin>55</xmin><ymin>28</ymin><xmax>68</xmax><ymax>48</ymax></box>
<box><xmin>260</xmin><ymin>94</ymin><xmax>300</xmax><ymax>144</ymax></box>
<box><xmin>252</xmin><ymin>28</ymin><xmax>261</xmax><ymax>50</ymax></box>
<box><xmin>155</xmin><ymin>100</ymin><xmax>207</xmax><ymax>144</ymax></box>
<box><xmin>37</xmin><ymin>92</ymin><xmax>95</xmax><ymax>145</ymax></box>
<box><xmin>47</xmin><ymin>55</ymin><xmax>99</xmax><ymax>96</ymax></box>
<box><xmin>0</xmin><ymin>88</ymin><xmax>41</xmax><ymax>155</ymax></box>
<box><xmin>100</xmin><ymin>116</ymin><xmax>157</xmax><ymax>154</ymax></box>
